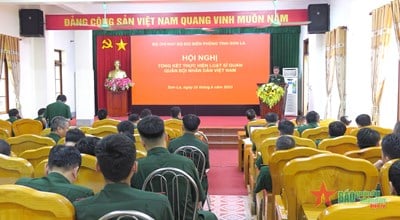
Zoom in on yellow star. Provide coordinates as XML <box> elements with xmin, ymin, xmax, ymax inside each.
<box><xmin>116</xmin><ymin>39</ymin><xmax>128</xmax><ymax>51</ymax></box>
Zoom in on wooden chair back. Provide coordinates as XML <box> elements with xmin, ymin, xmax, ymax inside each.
<box><xmin>75</xmin><ymin>153</ymin><xmax>105</xmax><ymax>193</ymax></box>
<box><xmin>319</xmin><ymin>118</ymin><xmax>335</xmax><ymax>127</ymax></box>
<box><xmin>380</xmin><ymin>159</ymin><xmax>400</xmax><ymax>196</ymax></box>
<box><xmin>33</xmin><ymin>159</ymin><xmax>47</xmax><ymax>177</ymax></box>
<box><xmin>246</xmin><ymin>119</ymin><xmax>267</xmax><ymax>136</ymax></box>
<box><xmin>318</xmin><ymin>196</ymin><xmax>400</xmax><ymax>220</ymax></box>
<box><xmin>19</xmin><ymin>146</ymin><xmax>52</xmax><ymax>169</ymax></box>
<box><xmin>0</xmin><ymin>154</ymin><xmax>33</xmax><ymax>184</ymax></box>
<box><xmin>350</xmin><ymin>125</ymin><xmax>392</xmax><ymax>139</ymax></box>
<box><xmin>300</xmin><ymin>126</ymin><xmax>329</xmax><ymax>141</ymax></box>
<box><xmin>78</xmin><ymin>126</ymin><xmax>92</xmax><ymax>134</ymax></box>
<box><xmin>291</xmin><ymin>135</ymin><xmax>317</xmax><ymax>148</ymax></box>
<box><xmin>6</xmin><ymin>134</ymin><xmax>56</xmax><ymax>156</ymax></box>
<box><xmin>134</xmin><ymin>134</ymin><xmax>147</xmax><ymax>152</ymax></box>
<box><xmin>40</xmin><ymin>128</ymin><xmax>51</xmax><ymax>136</ymax></box>
<box><xmin>86</xmin><ymin>125</ymin><xmax>118</xmax><ymax>138</ymax></box>
<box><xmin>0</xmin><ymin>184</ymin><xmax>74</xmax><ymax>220</ymax></box>
<box><xmin>318</xmin><ymin>135</ymin><xmax>359</xmax><ymax>154</ymax></box>
<box><xmin>92</xmin><ymin>118</ymin><xmax>121</xmax><ymax>128</ymax></box>
<box><xmin>251</xmin><ymin>126</ymin><xmax>280</xmax><ymax>151</ymax></box>
<box><xmin>282</xmin><ymin>154</ymin><xmax>379</xmax><ymax>220</ymax></box>
<box><xmin>0</xmin><ymin>128</ymin><xmax>10</xmax><ymax>140</ymax></box>
<box><xmin>0</xmin><ymin>119</ymin><xmax>12</xmax><ymax>137</ymax></box>
<box><xmin>345</xmin><ymin>126</ymin><xmax>357</xmax><ymax>135</ymax></box>
<box><xmin>12</xmin><ymin>119</ymin><xmax>43</xmax><ymax>136</ymax></box>
<box><xmin>344</xmin><ymin>146</ymin><xmax>382</xmax><ymax>164</ymax></box>
<box><xmin>164</xmin><ymin>119</ymin><xmax>183</xmax><ymax>139</ymax></box>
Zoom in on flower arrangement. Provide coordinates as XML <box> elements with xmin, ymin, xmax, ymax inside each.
<box><xmin>257</xmin><ymin>82</ymin><xmax>285</xmax><ymax>108</ymax></box>
<box><xmin>104</xmin><ymin>77</ymin><xmax>133</xmax><ymax>92</ymax></box>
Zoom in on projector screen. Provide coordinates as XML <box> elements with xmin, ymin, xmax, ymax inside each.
<box><xmin>130</xmin><ymin>34</ymin><xmax>270</xmax><ymax>105</ymax></box>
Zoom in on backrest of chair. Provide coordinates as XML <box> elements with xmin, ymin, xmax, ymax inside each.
<box><xmin>291</xmin><ymin>135</ymin><xmax>317</xmax><ymax>148</ymax></box>
<box><xmin>173</xmin><ymin>146</ymin><xmax>206</xmax><ymax>181</ymax></box>
<box><xmin>247</xmin><ymin>119</ymin><xmax>267</xmax><ymax>135</ymax></box>
<box><xmin>380</xmin><ymin>158</ymin><xmax>400</xmax><ymax>196</ymax></box>
<box><xmin>318</xmin><ymin>135</ymin><xmax>359</xmax><ymax>154</ymax></box>
<box><xmin>6</xmin><ymin>134</ymin><xmax>56</xmax><ymax>156</ymax></box>
<box><xmin>344</xmin><ymin>146</ymin><xmax>382</xmax><ymax>164</ymax></box>
<box><xmin>0</xmin><ymin>154</ymin><xmax>34</xmax><ymax>184</ymax></box>
<box><xmin>19</xmin><ymin>146</ymin><xmax>53</xmax><ymax>169</ymax></box>
<box><xmin>86</xmin><ymin>125</ymin><xmax>118</xmax><ymax>138</ymax></box>
<box><xmin>0</xmin><ymin>184</ymin><xmax>74</xmax><ymax>220</ymax></box>
<box><xmin>258</xmin><ymin>137</ymin><xmax>278</xmax><ymax>165</ymax></box>
<box><xmin>164</xmin><ymin>119</ymin><xmax>183</xmax><ymax>138</ymax></box>
<box><xmin>75</xmin><ymin>153</ymin><xmax>105</xmax><ymax>193</ymax></box>
<box><xmin>292</xmin><ymin>129</ymin><xmax>300</xmax><ymax>137</ymax></box>
<box><xmin>269</xmin><ymin>147</ymin><xmax>330</xmax><ymax>197</ymax></box>
<box><xmin>134</xmin><ymin>134</ymin><xmax>146</xmax><ymax>152</ymax></box>
<box><xmin>99</xmin><ymin>210</ymin><xmax>155</xmax><ymax>220</ymax></box>
<box><xmin>318</xmin><ymin>196</ymin><xmax>400</xmax><ymax>220</ymax></box>
<box><xmin>0</xmin><ymin>119</ymin><xmax>12</xmax><ymax>137</ymax></box>
<box><xmin>350</xmin><ymin>125</ymin><xmax>392</xmax><ymax>139</ymax></box>
<box><xmin>40</xmin><ymin>128</ymin><xmax>51</xmax><ymax>137</ymax></box>
<box><xmin>12</xmin><ymin>119</ymin><xmax>43</xmax><ymax>136</ymax></box>
<box><xmin>345</xmin><ymin>126</ymin><xmax>357</xmax><ymax>135</ymax></box>
<box><xmin>34</xmin><ymin>159</ymin><xmax>47</xmax><ymax>177</ymax></box>
<box><xmin>142</xmin><ymin>167</ymin><xmax>199</xmax><ymax>220</ymax></box>
<box><xmin>0</xmin><ymin>128</ymin><xmax>10</xmax><ymax>140</ymax></box>
<box><xmin>282</xmin><ymin>154</ymin><xmax>379</xmax><ymax>220</ymax></box>
<box><xmin>300</xmin><ymin>126</ymin><xmax>329</xmax><ymax>141</ymax></box>
<box><xmin>92</xmin><ymin>118</ymin><xmax>121</xmax><ymax>128</ymax></box>
<box><xmin>136</xmin><ymin>150</ymin><xmax>147</xmax><ymax>159</ymax></box>
<box><xmin>251</xmin><ymin>126</ymin><xmax>280</xmax><ymax>150</ymax></box>
<box><xmin>78</xmin><ymin>126</ymin><xmax>92</xmax><ymax>134</ymax></box>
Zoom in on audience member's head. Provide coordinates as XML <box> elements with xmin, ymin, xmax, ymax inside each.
<box><xmin>276</xmin><ymin>135</ymin><xmax>296</xmax><ymax>151</ymax></box>
<box><xmin>183</xmin><ymin>114</ymin><xmax>200</xmax><ymax>132</ymax></box>
<box><xmin>245</xmin><ymin>109</ymin><xmax>257</xmax><ymax>121</ymax></box>
<box><xmin>128</xmin><ymin>113</ymin><xmax>140</xmax><ymax>124</ymax></box>
<box><xmin>273</xmin><ymin>66</ymin><xmax>280</xmax><ymax>75</ymax></box>
<box><xmin>8</xmin><ymin>108</ymin><xmax>20</xmax><ymax>118</ymax></box>
<box><xmin>394</xmin><ymin>121</ymin><xmax>400</xmax><ymax>134</ymax></box>
<box><xmin>117</xmin><ymin>120</ymin><xmax>136</xmax><ymax>142</ymax></box>
<box><xmin>95</xmin><ymin>134</ymin><xmax>136</xmax><ymax>183</ymax></box>
<box><xmin>139</xmin><ymin>108</ymin><xmax>152</xmax><ymax>119</ymax></box>
<box><xmin>305</xmin><ymin>111</ymin><xmax>320</xmax><ymax>124</ymax></box>
<box><xmin>381</xmin><ymin>133</ymin><xmax>400</xmax><ymax>162</ymax></box>
<box><xmin>278</xmin><ymin>119</ymin><xmax>295</xmax><ymax>135</ymax></box>
<box><xmin>296</xmin><ymin>115</ymin><xmax>306</xmax><ymax>126</ymax></box>
<box><xmin>389</xmin><ymin>160</ymin><xmax>400</xmax><ymax>195</ymax></box>
<box><xmin>50</xmin><ymin>116</ymin><xmax>69</xmax><ymax>137</ymax></box>
<box><xmin>137</xmin><ymin>115</ymin><xmax>165</xmax><ymax>149</ymax></box>
<box><xmin>47</xmin><ymin>145</ymin><xmax>81</xmax><ymax>182</ymax></box>
<box><xmin>97</xmin><ymin>109</ymin><xmax>108</xmax><ymax>120</ymax></box>
<box><xmin>355</xmin><ymin>114</ymin><xmax>372</xmax><ymax>127</ymax></box>
<box><xmin>65</xmin><ymin>128</ymin><xmax>85</xmax><ymax>146</ymax></box>
<box><xmin>0</xmin><ymin>140</ymin><xmax>11</xmax><ymax>156</ymax></box>
<box><xmin>170</xmin><ymin>106</ymin><xmax>182</xmax><ymax>119</ymax></box>
<box><xmin>328</xmin><ymin>121</ymin><xmax>346</xmax><ymax>137</ymax></box>
<box><xmin>340</xmin><ymin>116</ymin><xmax>352</xmax><ymax>126</ymax></box>
<box><xmin>56</xmin><ymin>94</ymin><xmax>67</xmax><ymax>102</ymax></box>
<box><xmin>76</xmin><ymin>136</ymin><xmax>101</xmax><ymax>156</ymax></box>
<box><xmin>357</xmin><ymin>128</ymin><xmax>381</xmax><ymax>149</ymax></box>
<box><xmin>265</xmin><ymin>112</ymin><xmax>279</xmax><ymax>124</ymax></box>
<box><xmin>37</xmin><ymin>108</ymin><xmax>46</xmax><ymax>117</ymax></box>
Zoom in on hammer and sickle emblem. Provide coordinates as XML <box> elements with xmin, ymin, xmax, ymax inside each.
<box><xmin>101</xmin><ymin>39</ymin><xmax>113</xmax><ymax>49</ymax></box>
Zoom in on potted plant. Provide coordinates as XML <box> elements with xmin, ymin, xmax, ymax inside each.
<box><xmin>256</xmin><ymin>82</ymin><xmax>285</xmax><ymax>108</ymax></box>
<box><xmin>104</xmin><ymin>77</ymin><xmax>133</xmax><ymax>92</ymax></box>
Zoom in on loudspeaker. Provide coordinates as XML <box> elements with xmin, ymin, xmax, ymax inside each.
<box><xmin>308</xmin><ymin>4</ymin><xmax>330</xmax><ymax>34</ymax></box>
<box><xmin>19</xmin><ymin>9</ymin><xmax>44</xmax><ymax>37</ymax></box>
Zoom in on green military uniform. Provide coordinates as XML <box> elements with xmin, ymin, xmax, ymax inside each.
<box><xmin>268</xmin><ymin>74</ymin><xmax>285</xmax><ymax>85</ymax></box>
<box><xmin>15</xmin><ymin>172</ymin><xmax>93</xmax><ymax>202</ymax></box>
<box><xmin>131</xmin><ymin>147</ymin><xmax>217</xmax><ymax>220</ymax></box>
<box><xmin>6</xmin><ymin>117</ymin><xmax>18</xmax><ymax>123</ymax></box>
<box><xmin>168</xmin><ymin>133</ymin><xmax>210</xmax><ymax>194</ymax></box>
<box><xmin>254</xmin><ymin>165</ymin><xmax>272</xmax><ymax>193</ymax></box>
<box><xmin>44</xmin><ymin>100</ymin><xmax>72</xmax><ymax>126</ymax></box>
<box><xmin>47</xmin><ymin>132</ymin><xmax>61</xmax><ymax>143</ymax></box>
<box><xmin>73</xmin><ymin>183</ymin><xmax>174</xmax><ymax>220</ymax></box>
<box><xmin>297</xmin><ymin>122</ymin><xmax>319</xmax><ymax>134</ymax></box>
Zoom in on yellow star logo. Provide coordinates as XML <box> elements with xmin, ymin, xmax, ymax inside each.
<box><xmin>116</xmin><ymin>39</ymin><xmax>128</xmax><ymax>51</ymax></box>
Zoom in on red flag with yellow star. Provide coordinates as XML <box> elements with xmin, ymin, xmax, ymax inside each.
<box><xmin>96</xmin><ymin>35</ymin><xmax>131</xmax><ymax>110</ymax></box>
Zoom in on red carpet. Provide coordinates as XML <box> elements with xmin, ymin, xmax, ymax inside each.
<box><xmin>208</xmin><ymin>148</ymin><xmax>247</xmax><ymax>195</ymax></box>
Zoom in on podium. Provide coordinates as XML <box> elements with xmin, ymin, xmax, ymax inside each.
<box><xmin>257</xmin><ymin>83</ymin><xmax>287</xmax><ymax>119</ymax></box>
<box><xmin>106</xmin><ymin>90</ymin><xmax>128</xmax><ymax>117</ymax></box>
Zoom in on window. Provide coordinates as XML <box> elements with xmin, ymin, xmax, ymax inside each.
<box><xmin>0</xmin><ymin>59</ymin><xmax>9</xmax><ymax>114</ymax></box>
<box><xmin>54</xmin><ymin>49</ymin><xmax>63</xmax><ymax>96</ymax></box>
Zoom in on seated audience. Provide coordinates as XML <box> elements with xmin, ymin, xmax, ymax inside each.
<box><xmin>316</xmin><ymin>121</ymin><xmax>346</xmax><ymax>145</ymax></box>
<box><xmin>65</xmin><ymin>128</ymin><xmax>85</xmax><ymax>146</ymax></box>
<box><xmin>168</xmin><ymin>114</ymin><xmax>210</xmax><ymax>194</ymax></box>
<box><xmin>139</xmin><ymin>108</ymin><xmax>152</xmax><ymax>119</ymax></box>
<box><xmin>340</xmin><ymin>115</ymin><xmax>352</xmax><ymax>126</ymax></box>
<box><xmin>244</xmin><ymin>108</ymin><xmax>257</xmax><ymax>137</ymax></box>
<box><xmin>170</xmin><ymin>106</ymin><xmax>182</xmax><ymax>119</ymax></box>
<box><xmin>97</xmin><ymin>109</ymin><xmax>108</xmax><ymax>120</ymax></box>
<box><xmin>295</xmin><ymin>115</ymin><xmax>306</xmax><ymax>127</ymax></box>
<box><xmin>76</xmin><ymin>136</ymin><xmax>101</xmax><ymax>156</ymax></box>
<box><xmin>15</xmin><ymin>145</ymin><xmax>93</xmax><ymax>202</ymax></box>
<box><xmin>117</xmin><ymin>120</ymin><xmax>135</xmax><ymax>142</ymax></box>
<box><xmin>357</xmin><ymin>127</ymin><xmax>381</xmax><ymax>149</ymax></box>
<box><xmin>389</xmin><ymin>160</ymin><xmax>400</xmax><ymax>195</ymax></box>
<box><xmin>374</xmin><ymin>133</ymin><xmax>400</xmax><ymax>170</ymax></box>
<box><xmin>297</xmin><ymin>110</ymin><xmax>320</xmax><ymax>134</ymax></box>
<box><xmin>47</xmin><ymin>116</ymin><xmax>69</xmax><ymax>143</ymax></box>
<box><xmin>265</xmin><ymin>112</ymin><xmax>279</xmax><ymax>127</ymax></box>
<box><xmin>131</xmin><ymin>115</ymin><xmax>217</xmax><ymax>220</ymax></box>
<box><xmin>0</xmin><ymin>140</ymin><xmax>11</xmax><ymax>156</ymax></box>
<box><xmin>128</xmin><ymin>113</ymin><xmax>140</xmax><ymax>129</ymax></box>
<box><xmin>35</xmin><ymin>108</ymin><xmax>47</xmax><ymax>129</ymax></box>
<box><xmin>254</xmin><ymin>135</ymin><xmax>296</xmax><ymax>193</ymax></box>
<box><xmin>73</xmin><ymin>134</ymin><xmax>174</xmax><ymax>220</ymax></box>
<box><xmin>355</xmin><ymin>114</ymin><xmax>372</xmax><ymax>127</ymax></box>
<box><xmin>7</xmin><ymin>108</ymin><xmax>20</xmax><ymax>123</ymax></box>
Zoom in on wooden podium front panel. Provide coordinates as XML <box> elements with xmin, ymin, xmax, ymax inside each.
<box><xmin>106</xmin><ymin>90</ymin><xmax>128</xmax><ymax>117</ymax></box>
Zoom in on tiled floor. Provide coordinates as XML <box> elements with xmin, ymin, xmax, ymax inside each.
<box><xmin>209</xmin><ymin>195</ymin><xmax>253</xmax><ymax>220</ymax></box>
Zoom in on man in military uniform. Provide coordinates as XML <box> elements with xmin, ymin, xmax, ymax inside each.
<box><xmin>74</xmin><ymin>134</ymin><xmax>174</xmax><ymax>220</ymax></box>
<box><xmin>16</xmin><ymin>145</ymin><xmax>93</xmax><ymax>202</ymax></box>
<box><xmin>44</xmin><ymin>94</ymin><xmax>72</xmax><ymax>127</ymax></box>
<box><xmin>268</xmin><ymin>66</ymin><xmax>285</xmax><ymax>85</ymax></box>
